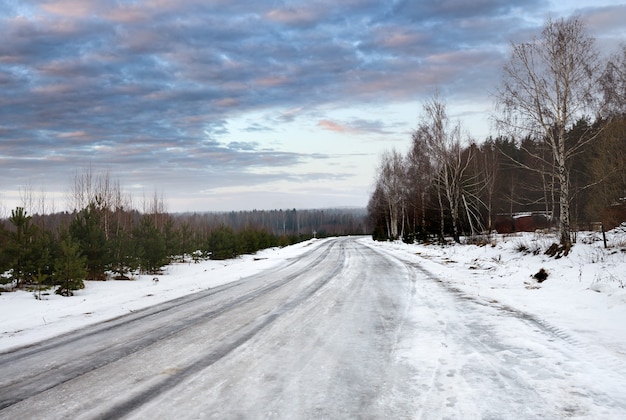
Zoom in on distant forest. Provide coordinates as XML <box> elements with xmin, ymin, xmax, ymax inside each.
<box><xmin>0</xmin><ymin>172</ymin><xmax>367</xmax><ymax>295</ymax></box>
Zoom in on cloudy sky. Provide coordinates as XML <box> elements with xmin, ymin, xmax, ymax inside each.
<box><xmin>1</xmin><ymin>0</ymin><xmax>624</xmax><ymax>213</ymax></box>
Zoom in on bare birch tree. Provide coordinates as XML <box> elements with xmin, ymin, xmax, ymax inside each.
<box><xmin>69</xmin><ymin>167</ymin><xmax>129</xmax><ymax>242</ymax></box>
<box><xmin>416</xmin><ymin>95</ymin><xmax>471</xmax><ymax>243</ymax></box>
<box><xmin>478</xmin><ymin>141</ymin><xmax>500</xmax><ymax>232</ymax></box>
<box><xmin>406</xmin><ymin>134</ymin><xmax>434</xmax><ymax>237</ymax></box>
<box><xmin>375</xmin><ymin>149</ymin><xmax>406</xmax><ymax>240</ymax></box>
<box><xmin>496</xmin><ymin>16</ymin><xmax>601</xmax><ymax>250</ymax></box>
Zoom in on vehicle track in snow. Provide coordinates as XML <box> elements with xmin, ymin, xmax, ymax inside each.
<box><xmin>1</xmin><ymin>237</ymin><xmax>626</xmax><ymax>419</ymax></box>
<box><xmin>404</xmin><ymin>251</ymin><xmax>626</xmax><ymax>379</ymax></box>
<box><xmin>0</xmin><ymin>239</ymin><xmax>343</xmax><ymax>415</ymax></box>
<box><xmin>366</xmin><ymin>240</ymin><xmax>626</xmax><ymax>418</ymax></box>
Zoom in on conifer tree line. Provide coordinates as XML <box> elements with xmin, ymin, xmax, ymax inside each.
<box><xmin>368</xmin><ymin>16</ymin><xmax>626</xmax><ymax>248</ymax></box>
<box><xmin>0</xmin><ymin>169</ymin><xmax>366</xmax><ymax>296</ymax></box>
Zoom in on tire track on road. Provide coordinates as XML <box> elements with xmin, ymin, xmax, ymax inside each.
<box><xmin>96</xmin><ymin>240</ymin><xmax>347</xmax><ymax>419</ymax></box>
<box><xmin>0</xmin><ymin>240</ymin><xmax>339</xmax><ymax>412</ymax></box>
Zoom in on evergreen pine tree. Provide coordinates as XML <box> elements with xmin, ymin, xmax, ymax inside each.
<box><xmin>53</xmin><ymin>237</ymin><xmax>87</xmax><ymax>297</ymax></box>
<box><xmin>134</xmin><ymin>216</ymin><xmax>169</xmax><ymax>274</ymax></box>
<box><xmin>70</xmin><ymin>204</ymin><xmax>109</xmax><ymax>280</ymax></box>
<box><xmin>206</xmin><ymin>225</ymin><xmax>239</xmax><ymax>260</ymax></box>
<box><xmin>7</xmin><ymin>207</ymin><xmax>34</xmax><ymax>287</ymax></box>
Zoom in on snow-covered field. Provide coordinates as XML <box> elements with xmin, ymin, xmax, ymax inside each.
<box><xmin>2</xmin><ymin>229</ymin><xmax>626</xmax><ymax>366</ymax></box>
<box><xmin>371</xmin><ymin>228</ymin><xmax>626</xmax><ymax>368</ymax></box>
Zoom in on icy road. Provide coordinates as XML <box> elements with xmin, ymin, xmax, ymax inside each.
<box><xmin>1</xmin><ymin>237</ymin><xmax>625</xmax><ymax>419</ymax></box>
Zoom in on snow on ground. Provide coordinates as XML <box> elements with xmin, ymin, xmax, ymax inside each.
<box><xmin>0</xmin><ymin>239</ymin><xmax>327</xmax><ymax>353</ymax></box>
<box><xmin>2</xmin><ymin>229</ymin><xmax>626</xmax><ymax>370</ymax></box>
<box><xmin>363</xmin><ymin>228</ymin><xmax>626</xmax><ymax>365</ymax></box>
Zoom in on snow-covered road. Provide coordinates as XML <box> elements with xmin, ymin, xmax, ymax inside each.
<box><xmin>1</xmin><ymin>237</ymin><xmax>625</xmax><ymax>419</ymax></box>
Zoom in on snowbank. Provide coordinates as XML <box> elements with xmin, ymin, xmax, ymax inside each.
<box><xmin>362</xmin><ymin>229</ymin><xmax>626</xmax><ymax>363</ymax></box>
<box><xmin>0</xmin><ymin>239</ymin><xmax>327</xmax><ymax>353</ymax></box>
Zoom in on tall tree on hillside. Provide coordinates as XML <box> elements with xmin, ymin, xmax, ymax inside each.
<box><xmin>496</xmin><ymin>16</ymin><xmax>602</xmax><ymax>250</ymax></box>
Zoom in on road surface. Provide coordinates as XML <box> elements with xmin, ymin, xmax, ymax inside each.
<box><xmin>1</xmin><ymin>237</ymin><xmax>625</xmax><ymax>418</ymax></box>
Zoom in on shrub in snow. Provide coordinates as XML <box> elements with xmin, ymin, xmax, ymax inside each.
<box><xmin>514</xmin><ymin>240</ymin><xmax>541</xmax><ymax>255</ymax></box>
<box><xmin>544</xmin><ymin>243</ymin><xmax>570</xmax><ymax>258</ymax></box>
<box><xmin>591</xmin><ymin>271</ymin><xmax>625</xmax><ymax>290</ymax></box>
<box><xmin>533</xmin><ymin>268</ymin><xmax>549</xmax><ymax>283</ymax></box>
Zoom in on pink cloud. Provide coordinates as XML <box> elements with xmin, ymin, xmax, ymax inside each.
<box><xmin>33</xmin><ymin>83</ymin><xmax>74</xmax><ymax>95</ymax></box>
<box><xmin>265</xmin><ymin>6</ymin><xmax>322</xmax><ymax>25</ymax></box>
<box><xmin>215</xmin><ymin>97</ymin><xmax>239</xmax><ymax>107</ymax></box>
<box><xmin>318</xmin><ymin>119</ymin><xmax>347</xmax><ymax>132</ymax></box>
<box><xmin>104</xmin><ymin>6</ymin><xmax>149</xmax><ymax>24</ymax></box>
<box><xmin>255</xmin><ymin>76</ymin><xmax>290</xmax><ymax>87</ymax></box>
<box><xmin>584</xmin><ymin>5</ymin><xmax>626</xmax><ymax>35</ymax></box>
<box><xmin>376</xmin><ymin>29</ymin><xmax>426</xmax><ymax>48</ymax></box>
<box><xmin>56</xmin><ymin>130</ymin><xmax>89</xmax><ymax>139</ymax></box>
<box><xmin>39</xmin><ymin>0</ymin><xmax>101</xmax><ymax>18</ymax></box>
<box><xmin>318</xmin><ymin>118</ymin><xmax>392</xmax><ymax>136</ymax></box>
